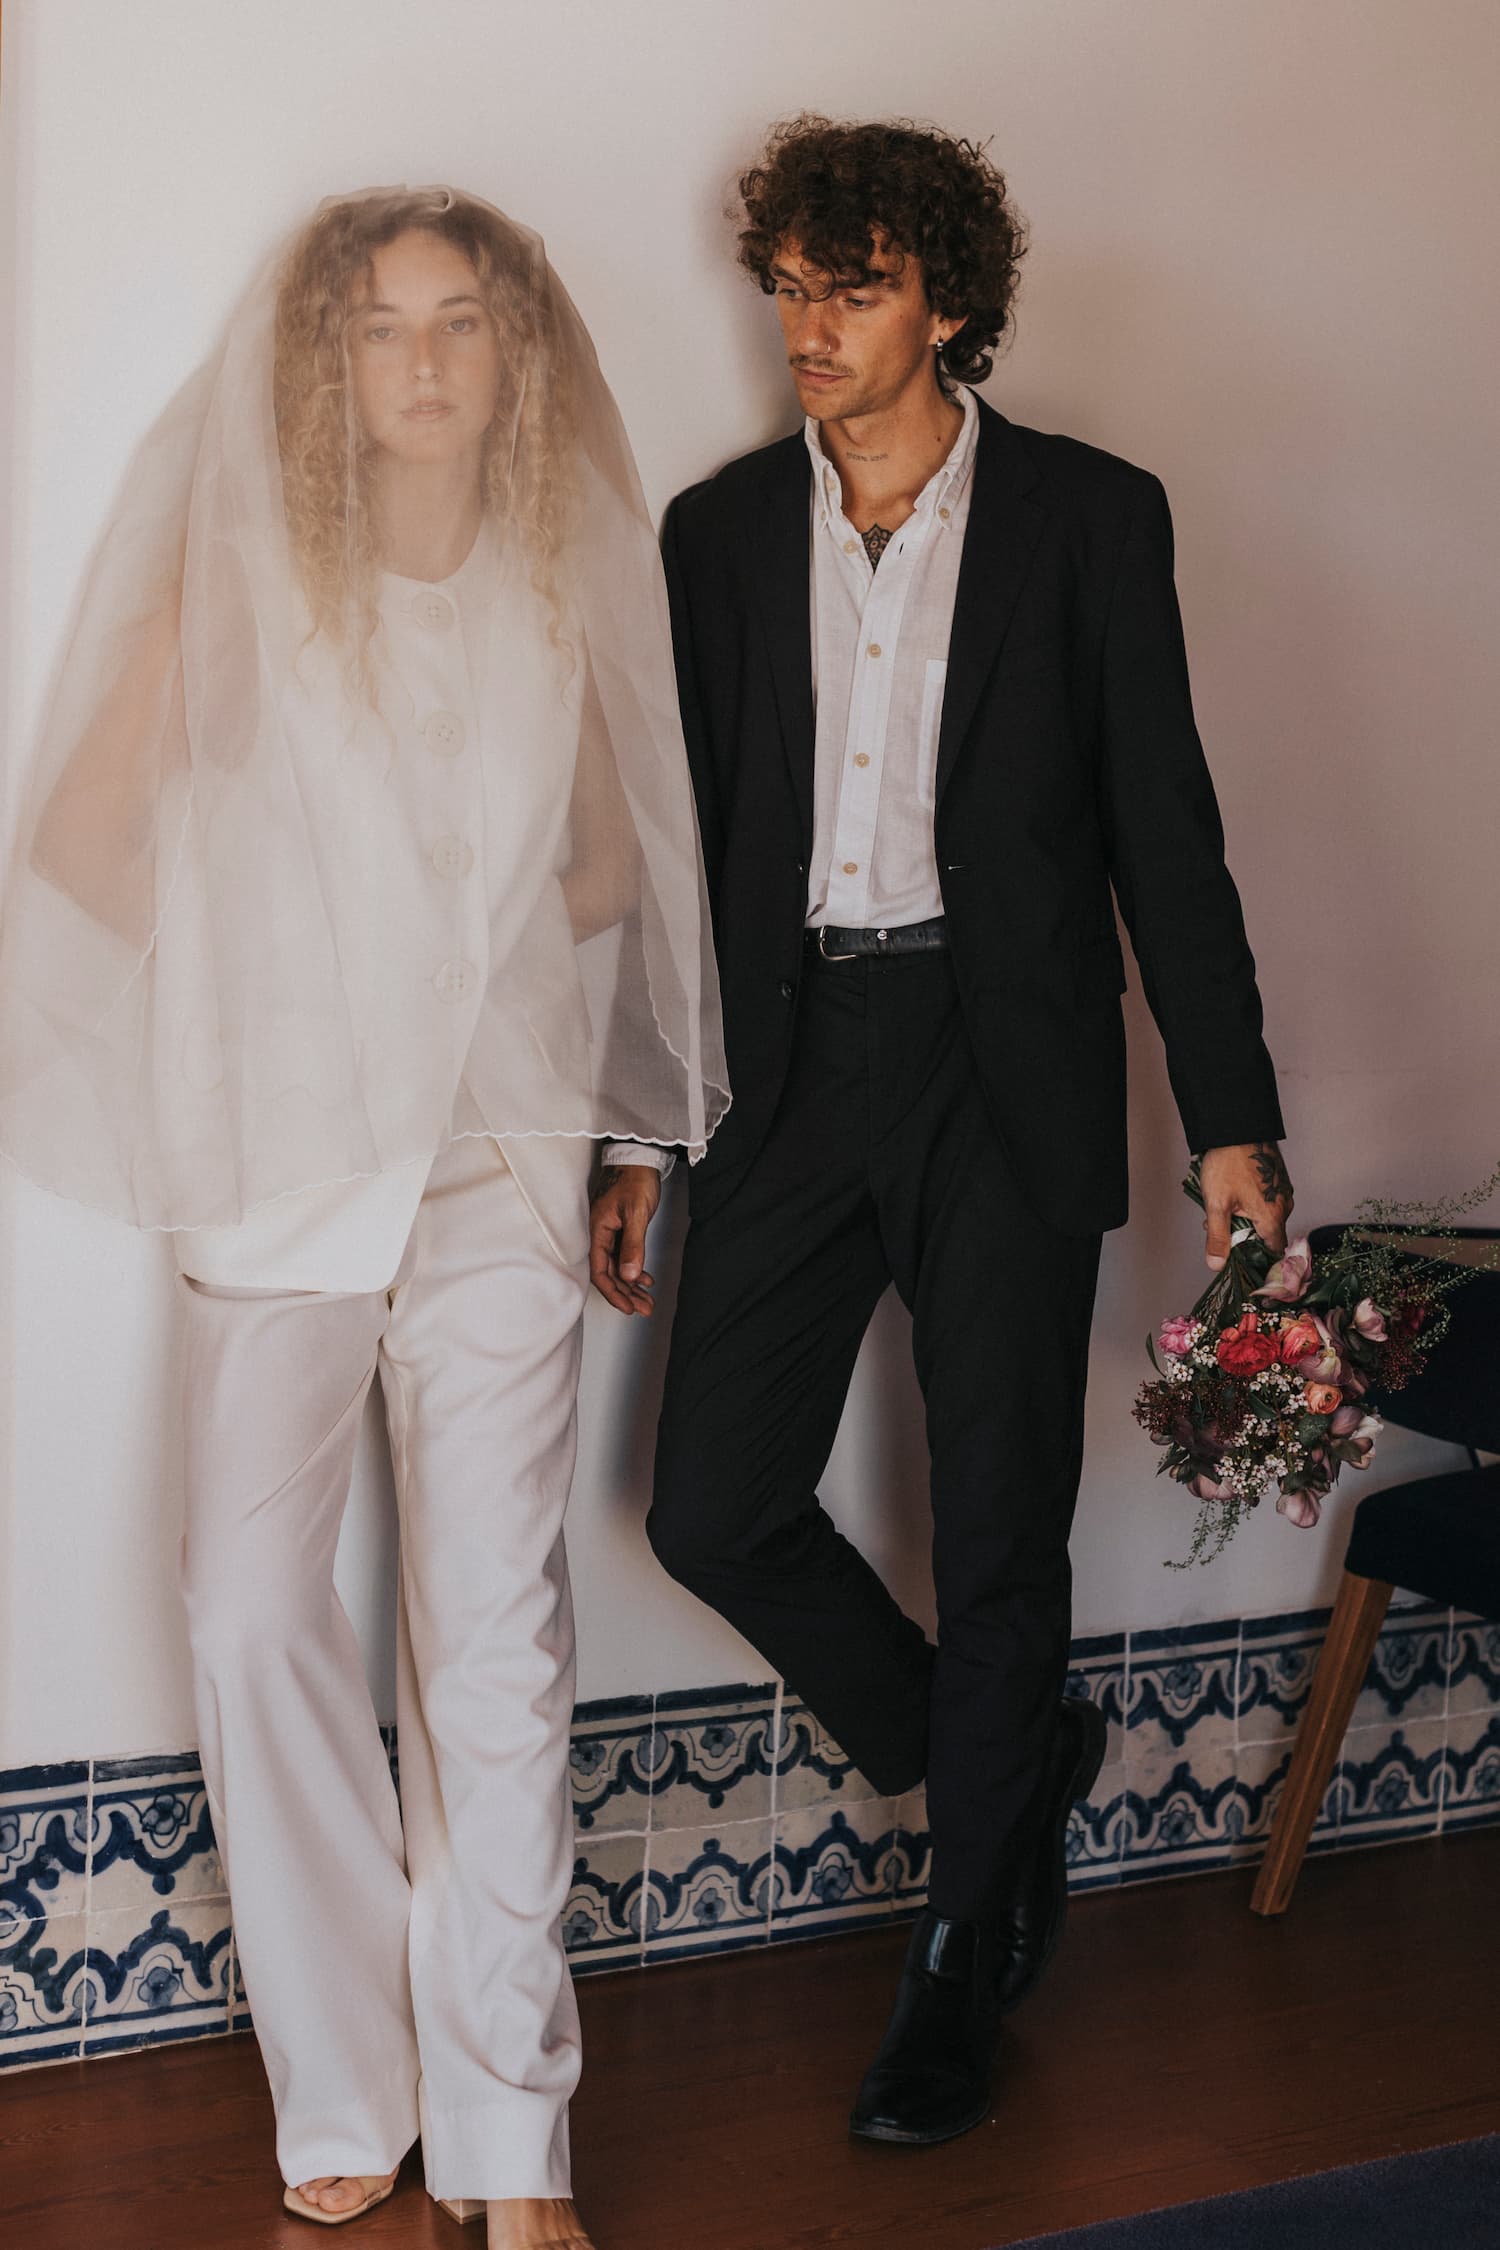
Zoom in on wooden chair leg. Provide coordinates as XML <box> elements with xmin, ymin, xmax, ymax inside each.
<box><xmin>1249</xmin><ymin>1570</ymin><xmax>1395</xmax><ymax>1917</ymax></box>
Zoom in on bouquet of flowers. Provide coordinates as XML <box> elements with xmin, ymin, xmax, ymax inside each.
<box><xmin>1134</xmin><ymin>1159</ymin><xmax>1499</xmax><ymax>1567</ymax></box>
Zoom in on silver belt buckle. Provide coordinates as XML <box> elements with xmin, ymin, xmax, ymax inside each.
<box><xmin>818</xmin><ymin>926</ymin><xmax>859</xmax><ymax>962</ymax></box>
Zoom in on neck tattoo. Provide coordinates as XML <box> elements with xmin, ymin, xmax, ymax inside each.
<box><xmin>861</xmin><ymin>523</ymin><xmax>893</xmax><ymax>568</ymax></box>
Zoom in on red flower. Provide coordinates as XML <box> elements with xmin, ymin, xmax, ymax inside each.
<box><xmin>1216</xmin><ymin>1312</ymin><xmax>1279</xmax><ymax>1377</ymax></box>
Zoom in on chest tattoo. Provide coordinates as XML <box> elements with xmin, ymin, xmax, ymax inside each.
<box><xmin>860</xmin><ymin>522</ymin><xmax>894</xmax><ymax>569</ymax></box>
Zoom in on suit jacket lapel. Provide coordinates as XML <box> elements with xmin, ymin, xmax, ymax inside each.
<box><xmin>935</xmin><ymin>401</ymin><xmax>1047</xmax><ymax>807</ymax></box>
<box><xmin>744</xmin><ymin>436</ymin><xmax>816</xmax><ymax>838</ymax></box>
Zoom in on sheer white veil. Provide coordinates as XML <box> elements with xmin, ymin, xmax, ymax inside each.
<box><xmin>0</xmin><ymin>186</ymin><xmax>728</xmax><ymax>1230</ymax></box>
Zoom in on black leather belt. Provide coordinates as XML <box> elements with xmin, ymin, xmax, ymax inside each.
<box><xmin>806</xmin><ymin>916</ymin><xmax>949</xmax><ymax>961</ymax></box>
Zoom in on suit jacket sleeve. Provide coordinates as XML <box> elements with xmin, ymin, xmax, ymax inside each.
<box><xmin>1099</xmin><ymin>474</ymin><xmax>1285</xmax><ymax>1155</ymax></box>
<box><xmin>661</xmin><ymin>495</ymin><xmax>725</xmax><ymax>904</ymax></box>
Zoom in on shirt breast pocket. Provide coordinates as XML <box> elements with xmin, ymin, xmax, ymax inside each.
<box><xmin>916</xmin><ymin>658</ymin><xmax>949</xmax><ymax>813</ymax></box>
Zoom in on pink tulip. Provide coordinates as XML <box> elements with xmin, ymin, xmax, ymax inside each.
<box><xmin>1296</xmin><ymin>1330</ymin><xmax>1344</xmax><ymax>1385</ymax></box>
<box><xmin>1333</xmin><ymin>1410</ymin><xmax>1382</xmax><ymax>1467</ymax></box>
<box><xmin>1254</xmin><ymin>1237</ymin><xmax>1313</xmax><ymax>1304</ymax></box>
<box><xmin>1352</xmin><ymin>1298</ymin><xmax>1388</xmax><ymax>1343</ymax></box>
<box><xmin>1158</xmin><ymin>1316</ymin><xmax>1198</xmax><ymax>1358</ymax></box>
<box><xmin>1277</xmin><ymin>1487</ymin><xmax>1322</xmax><ymax>1528</ymax></box>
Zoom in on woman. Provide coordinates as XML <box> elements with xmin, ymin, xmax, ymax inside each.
<box><xmin>0</xmin><ymin>187</ymin><xmax>727</xmax><ymax>2242</ymax></box>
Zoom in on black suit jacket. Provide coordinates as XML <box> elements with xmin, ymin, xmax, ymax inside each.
<box><xmin>663</xmin><ymin>396</ymin><xmax>1283</xmax><ymax>1235</ymax></box>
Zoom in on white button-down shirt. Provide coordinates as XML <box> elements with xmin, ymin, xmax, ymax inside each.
<box><xmin>805</xmin><ymin>381</ymin><xmax>978</xmax><ymax>930</ymax></box>
<box><xmin>604</xmin><ymin>391</ymin><xmax>980</xmax><ymax>1182</ymax></box>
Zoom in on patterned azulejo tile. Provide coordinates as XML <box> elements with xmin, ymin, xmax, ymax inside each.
<box><xmin>1333</xmin><ymin>1718</ymin><xmax>1448</xmax><ymax>1840</ymax></box>
<box><xmin>1067</xmin><ymin>1773</ymin><xmax>1129</xmax><ymax>1889</ymax></box>
<box><xmin>569</xmin><ymin>1694</ymin><xmax>654</xmax><ymax>1835</ymax></box>
<box><xmin>1126</xmin><ymin>1621</ymin><xmax>1238</xmax><ymax>1752</ymax></box>
<box><xmin>0</xmin><ymin>1911</ymin><xmax>91</xmax><ymax>2068</ymax></box>
<box><xmin>87</xmin><ymin>1755</ymin><xmax>223</xmax><ymax>1914</ymax></box>
<box><xmin>1447</xmin><ymin>1613</ymin><xmax>1500</xmax><ymax>1719</ymax></box>
<box><xmin>1124</xmin><ymin>1622</ymin><xmax>1238</xmax><ymax>1877</ymax></box>
<box><xmin>1442</xmin><ymin>1709</ymin><xmax>1500</xmax><ymax>1833</ymax></box>
<box><xmin>642</xmin><ymin>1818</ymin><xmax>774</xmax><ymax>1962</ymax></box>
<box><xmin>81</xmin><ymin>1900</ymin><xmax>232</xmax><ymax>2055</ymax></box>
<box><xmin>1120</xmin><ymin>1758</ymin><xmax>1243</xmax><ymax>1880</ymax></box>
<box><xmin>1236</xmin><ymin>1608</ymin><xmax>1331</xmax><ymax>1746</ymax></box>
<box><xmin>769</xmin><ymin>1798</ymin><xmax>916</xmax><ymax>1939</ymax></box>
<box><xmin>0</xmin><ymin>1764</ymin><xmax>92</xmax><ymax>2069</ymax></box>
<box><xmin>564</xmin><ymin>1831</ymin><xmax>648</xmax><ymax>1973</ymax></box>
<box><xmin>643</xmin><ymin>1684</ymin><xmax>776</xmax><ymax>1834</ymax></box>
<box><xmin>1229</xmin><ymin>1738</ymin><xmax>1340</xmax><ymax>1864</ymax></box>
<box><xmin>1351</xmin><ymin>1600</ymin><xmax>1451</xmax><ymax>1730</ymax></box>
<box><xmin>0</xmin><ymin>1763</ymin><xmax>91</xmax><ymax>1934</ymax></box>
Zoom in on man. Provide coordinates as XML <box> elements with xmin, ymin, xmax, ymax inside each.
<box><xmin>590</xmin><ymin>115</ymin><xmax>1292</xmax><ymax>2146</ymax></box>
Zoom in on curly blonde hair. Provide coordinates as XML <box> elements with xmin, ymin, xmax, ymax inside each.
<box><xmin>273</xmin><ymin>187</ymin><xmax>576</xmax><ymax>652</ymax></box>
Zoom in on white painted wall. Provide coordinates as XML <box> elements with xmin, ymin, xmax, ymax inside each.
<box><xmin>3</xmin><ymin>0</ymin><xmax>1496</xmax><ymax>1763</ymax></box>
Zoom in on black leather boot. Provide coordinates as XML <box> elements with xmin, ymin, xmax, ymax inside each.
<box><xmin>848</xmin><ymin>1911</ymin><xmax>1000</xmax><ymax>2146</ymax></box>
<box><xmin>993</xmin><ymin>1693</ymin><xmax>1108</xmax><ymax>2016</ymax></box>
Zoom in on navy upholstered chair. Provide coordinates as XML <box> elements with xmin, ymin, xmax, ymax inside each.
<box><xmin>1250</xmin><ymin>1226</ymin><xmax>1500</xmax><ymax>1915</ymax></box>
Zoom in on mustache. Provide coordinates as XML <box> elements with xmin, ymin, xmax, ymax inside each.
<box><xmin>791</xmin><ymin>359</ymin><xmax>854</xmax><ymax>377</ymax></box>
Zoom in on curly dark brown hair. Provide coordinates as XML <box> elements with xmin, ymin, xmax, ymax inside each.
<box><xmin>737</xmin><ymin>114</ymin><xmax>1027</xmax><ymax>387</ymax></box>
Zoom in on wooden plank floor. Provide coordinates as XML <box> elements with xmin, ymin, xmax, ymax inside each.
<box><xmin>4</xmin><ymin>1830</ymin><xmax>1498</xmax><ymax>2249</ymax></box>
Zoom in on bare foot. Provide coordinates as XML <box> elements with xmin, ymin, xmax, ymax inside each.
<box><xmin>291</xmin><ymin>2171</ymin><xmax>398</xmax><ymax>2220</ymax></box>
<box><xmin>485</xmin><ymin>2197</ymin><xmax>594</xmax><ymax>2249</ymax></box>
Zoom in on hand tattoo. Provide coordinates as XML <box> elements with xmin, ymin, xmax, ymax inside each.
<box><xmin>1249</xmin><ymin>1140</ymin><xmax>1293</xmax><ymax>1208</ymax></box>
<box><xmin>861</xmin><ymin>522</ymin><xmax>893</xmax><ymax>568</ymax></box>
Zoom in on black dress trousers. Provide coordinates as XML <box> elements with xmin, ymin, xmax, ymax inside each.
<box><xmin>649</xmin><ymin>945</ymin><xmax>1102</xmax><ymax>1922</ymax></box>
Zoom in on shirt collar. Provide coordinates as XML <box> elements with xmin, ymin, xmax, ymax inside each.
<box><xmin>805</xmin><ymin>381</ymin><xmax>980</xmax><ymax>534</ymax></box>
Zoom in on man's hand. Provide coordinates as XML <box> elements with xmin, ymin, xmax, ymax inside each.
<box><xmin>1199</xmin><ymin>1141</ymin><xmax>1294</xmax><ymax>1270</ymax></box>
<box><xmin>589</xmin><ymin>1165</ymin><xmax>663</xmax><ymax>1315</ymax></box>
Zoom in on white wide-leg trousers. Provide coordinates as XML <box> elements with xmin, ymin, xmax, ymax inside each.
<box><xmin>178</xmin><ymin>1136</ymin><xmax>589</xmax><ymax>2198</ymax></box>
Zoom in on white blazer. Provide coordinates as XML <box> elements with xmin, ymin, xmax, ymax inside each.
<box><xmin>172</xmin><ymin>541</ymin><xmax>596</xmax><ymax>1290</ymax></box>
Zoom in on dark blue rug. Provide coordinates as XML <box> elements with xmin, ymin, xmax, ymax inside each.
<box><xmin>997</xmin><ymin>2135</ymin><xmax>1500</xmax><ymax>2249</ymax></box>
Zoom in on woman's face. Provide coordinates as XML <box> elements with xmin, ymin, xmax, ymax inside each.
<box><xmin>348</xmin><ymin>228</ymin><xmax>502</xmax><ymax>466</ymax></box>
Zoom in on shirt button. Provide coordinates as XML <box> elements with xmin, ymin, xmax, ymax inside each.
<box><xmin>415</xmin><ymin>592</ymin><xmax>455</xmax><ymax>630</ymax></box>
<box><xmin>867</xmin><ymin>643</ymin><xmax>882</xmax><ymax>659</ymax></box>
<box><xmin>430</xmin><ymin>835</ymin><xmax>474</xmax><ymax>879</ymax></box>
<box><xmin>939</xmin><ymin>505</ymin><xmax>951</xmax><ymax>520</ymax></box>
<box><xmin>842</xmin><ymin>861</ymin><xmax>859</xmax><ymax>876</ymax></box>
<box><xmin>844</xmin><ymin>539</ymin><xmax>857</xmax><ymax>554</ymax></box>
<box><xmin>424</xmin><ymin>709</ymin><xmax>465</xmax><ymax>756</ymax></box>
<box><xmin>433</xmin><ymin>959</ymin><xmax>476</xmax><ymax>1004</ymax></box>
<box><xmin>853</xmin><ymin>752</ymin><xmax>870</xmax><ymax>768</ymax></box>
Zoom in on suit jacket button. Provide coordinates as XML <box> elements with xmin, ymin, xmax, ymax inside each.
<box><xmin>779</xmin><ymin>980</ymin><xmax>794</xmax><ymax>999</ymax></box>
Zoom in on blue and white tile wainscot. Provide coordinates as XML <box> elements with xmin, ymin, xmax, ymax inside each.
<box><xmin>4</xmin><ymin>1599</ymin><xmax>1498</xmax><ymax>2073</ymax></box>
